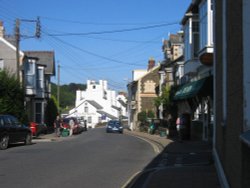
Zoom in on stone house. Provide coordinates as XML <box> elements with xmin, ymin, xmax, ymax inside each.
<box><xmin>127</xmin><ymin>58</ymin><xmax>160</xmax><ymax>131</ymax></box>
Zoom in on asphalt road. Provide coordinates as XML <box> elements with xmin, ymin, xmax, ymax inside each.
<box><xmin>0</xmin><ymin>128</ymin><xmax>156</xmax><ymax>188</ymax></box>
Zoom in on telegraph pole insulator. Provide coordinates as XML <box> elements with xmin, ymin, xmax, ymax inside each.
<box><xmin>36</xmin><ymin>17</ymin><xmax>41</xmax><ymax>38</ymax></box>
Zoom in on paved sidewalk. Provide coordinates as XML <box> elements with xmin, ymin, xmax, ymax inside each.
<box><xmin>32</xmin><ymin>132</ymin><xmax>74</xmax><ymax>143</ymax></box>
<box><xmin>124</xmin><ymin>129</ymin><xmax>221</xmax><ymax>188</ymax></box>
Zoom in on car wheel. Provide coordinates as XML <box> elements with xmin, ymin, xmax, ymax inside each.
<box><xmin>0</xmin><ymin>135</ymin><xmax>9</xmax><ymax>150</ymax></box>
<box><xmin>24</xmin><ymin>133</ymin><xmax>32</xmax><ymax>145</ymax></box>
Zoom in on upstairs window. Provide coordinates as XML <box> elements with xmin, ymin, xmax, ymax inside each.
<box><xmin>184</xmin><ymin>17</ymin><xmax>199</xmax><ymax>62</ymax></box>
<box><xmin>193</xmin><ymin>21</ymin><xmax>200</xmax><ymax>57</ymax></box>
<box><xmin>24</xmin><ymin>59</ymin><xmax>36</xmax><ymax>88</ymax></box>
<box><xmin>199</xmin><ymin>0</ymin><xmax>208</xmax><ymax>49</ymax></box>
<box><xmin>37</xmin><ymin>67</ymin><xmax>44</xmax><ymax>90</ymax></box>
<box><xmin>184</xmin><ymin>22</ymin><xmax>191</xmax><ymax>61</ymax></box>
<box><xmin>84</xmin><ymin>103</ymin><xmax>88</xmax><ymax>113</ymax></box>
<box><xmin>0</xmin><ymin>59</ymin><xmax>4</xmax><ymax>71</ymax></box>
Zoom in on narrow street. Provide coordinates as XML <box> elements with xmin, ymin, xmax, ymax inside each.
<box><xmin>0</xmin><ymin>128</ymin><xmax>156</xmax><ymax>188</ymax></box>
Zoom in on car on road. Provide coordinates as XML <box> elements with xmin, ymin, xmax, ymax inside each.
<box><xmin>29</xmin><ymin>122</ymin><xmax>48</xmax><ymax>137</ymax></box>
<box><xmin>106</xmin><ymin>120</ymin><xmax>123</xmax><ymax>134</ymax></box>
<box><xmin>62</xmin><ymin>117</ymin><xmax>84</xmax><ymax>135</ymax></box>
<box><xmin>0</xmin><ymin>114</ymin><xmax>32</xmax><ymax>150</ymax></box>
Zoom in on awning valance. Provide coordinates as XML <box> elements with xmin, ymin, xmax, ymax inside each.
<box><xmin>174</xmin><ymin>77</ymin><xmax>209</xmax><ymax>100</ymax></box>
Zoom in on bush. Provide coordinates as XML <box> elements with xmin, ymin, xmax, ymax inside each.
<box><xmin>45</xmin><ymin>96</ymin><xmax>58</xmax><ymax>127</ymax></box>
<box><xmin>0</xmin><ymin>70</ymin><xmax>26</xmax><ymax>123</ymax></box>
<box><xmin>138</xmin><ymin>111</ymin><xmax>147</xmax><ymax>123</ymax></box>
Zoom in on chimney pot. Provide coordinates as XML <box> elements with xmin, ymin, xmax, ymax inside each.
<box><xmin>0</xmin><ymin>21</ymin><xmax>5</xmax><ymax>38</ymax></box>
<box><xmin>148</xmin><ymin>57</ymin><xmax>155</xmax><ymax>71</ymax></box>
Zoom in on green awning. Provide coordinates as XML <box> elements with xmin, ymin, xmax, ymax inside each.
<box><xmin>174</xmin><ymin>77</ymin><xmax>207</xmax><ymax>100</ymax></box>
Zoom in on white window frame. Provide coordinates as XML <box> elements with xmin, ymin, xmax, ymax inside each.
<box><xmin>199</xmin><ymin>0</ymin><xmax>213</xmax><ymax>50</ymax></box>
<box><xmin>37</xmin><ymin>66</ymin><xmax>44</xmax><ymax>90</ymax></box>
<box><xmin>0</xmin><ymin>59</ymin><xmax>4</xmax><ymax>70</ymax></box>
<box><xmin>184</xmin><ymin>21</ymin><xmax>191</xmax><ymax>62</ymax></box>
<box><xmin>88</xmin><ymin>116</ymin><xmax>92</xmax><ymax>123</ymax></box>
<box><xmin>199</xmin><ymin>0</ymin><xmax>208</xmax><ymax>50</ymax></box>
<box><xmin>25</xmin><ymin>59</ymin><xmax>36</xmax><ymax>88</ymax></box>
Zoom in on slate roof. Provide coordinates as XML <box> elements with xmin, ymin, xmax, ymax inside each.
<box><xmin>97</xmin><ymin>110</ymin><xmax>117</xmax><ymax>120</ymax></box>
<box><xmin>87</xmin><ymin>100</ymin><xmax>103</xmax><ymax>109</ymax></box>
<box><xmin>111</xmin><ymin>105</ymin><xmax>121</xmax><ymax>111</ymax></box>
<box><xmin>24</xmin><ymin>51</ymin><xmax>55</xmax><ymax>75</ymax></box>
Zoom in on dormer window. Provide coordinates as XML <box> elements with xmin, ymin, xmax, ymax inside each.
<box><xmin>84</xmin><ymin>103</ymin><xmax>88</xmax><ymax>113</ymax></box>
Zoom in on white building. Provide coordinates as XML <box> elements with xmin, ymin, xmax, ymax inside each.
<box><xmin>69</xmin><ymin>80</ymin><xmax>127</xmax><ymax>128</ymax></box>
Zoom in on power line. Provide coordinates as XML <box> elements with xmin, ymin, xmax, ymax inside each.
<box><xmin>41</xmin><ymin>16</ymin><xmax>177</xmax><ymax>26</ymax></box>
<box><xmin>47</xmin><ymin>22</ymin><xmax>179</xmax><ymax>37</ymax></box>
<box><xmin>44</xmin><ymin>32</ymin><xmax>145</xmax><ymax>66</ymax></box>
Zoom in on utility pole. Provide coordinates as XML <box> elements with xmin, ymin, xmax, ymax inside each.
<box><xmin>14</xmin><ymin>17</ymin><xmax>41</xmax><ymax>82</ymax></box>
<box><xmin>15</xmin><ymin>19</ymin><xmax>20</xmax><ymax>81</ymax></box>
<box><xmin>57</xmin><ymin>62</ymin><xmax>60</xmax><ymax>113</ymax></box>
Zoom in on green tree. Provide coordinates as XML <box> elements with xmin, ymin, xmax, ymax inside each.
<box><xmin>44</xmin><ymin>95</ymin><xmax>58</xmax><ymax>128</ymax></box>
<box><xmin>0</xmin><ymin>70</ymin><xmax>26</xmax><ymax>123</ymax></box>
<box><xmin>154</xmin><ymin>85</ymin><xmax>171</xmax><ymax>108</ymax></box>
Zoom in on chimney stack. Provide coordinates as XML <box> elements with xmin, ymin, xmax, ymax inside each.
<box><xmin>148</xmin><ymin>57</ymin><xmax>155</xmax><ymax>71</ymax></box>
<box><xmin>0</xmin><ymin>21</ymin><xmax>5</xmax><ymax>38</ymax></box>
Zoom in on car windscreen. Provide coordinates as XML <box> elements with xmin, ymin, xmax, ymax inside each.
<box><xmin>63</xmin><ymin>119</ymin><xmax>70</xmax><ymax>123</ymax></box>
<box><xmin>108</xmin><ymin>121</ymin><xmax>121</xmax><ymax>127</ymax></box>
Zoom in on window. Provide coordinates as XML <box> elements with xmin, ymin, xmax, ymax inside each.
<box><xmin>84</xmin><ymin>106</ymin><xmax>88</xmax><ymax>113</ymax></box>
<box><xmin>25</xmin><ymin>59</ymin><xmax>36</xmax><ymax>88</ymax></box>
<box><xmin>37</xmin><ymin>67</ymin><xmax>44</xmax><ymax>90</ymax></box>
<box><xmin>193</xmin><ymin>20</ymin><xmax>199</xmax><ymax>57</ymax></box>
<box><xmin>35</xmin><ymin>103</ymin><xmax>42</xmax><ymax>123</ymax></box>
<box><xmin>184</xmin><ymin>22</ymin><xmax>191</xmax><ymax>61</ymax></box>
<box><xmin>0</xmin><ymin>59</ymin><xmax>4</xmax><ymax>70</ymax></box>
<box><xmin>199</xmin><ymin>0</ymin><xmax>208</xmax><ymax>50</ymax></box>
<box><xmin>88</xmin><ymin>116</ymin><xmax>92</xmax><ymax>123</ymax></box>
<box><xmin>184</xmin><ymin>17</ymin><xmax>199</xmax><ymax>61</ymax></box>
<box><xmin>84</xmin><ymin>103</ymin><xmax>88</xmax><ymax>113</ymax></box>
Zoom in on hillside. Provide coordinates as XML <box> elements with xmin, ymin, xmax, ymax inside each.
<box><xmin>51</xmin><ymin>82</ymin><xmax>86</xmax><ymax>111</ymax></box>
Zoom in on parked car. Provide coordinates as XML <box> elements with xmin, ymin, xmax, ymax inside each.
<box><xmin>29</xmin><ymin>122</ymin><xmax>48</xmax><ymax>137</ymax></box>
<box><xmin>62</xmin><ymin>117</ymin><xmax>83</xmax><ymax>135</ymax></box>
<box><xmin>0</xmin><ymin>114</ymin><xmax>32</xmax><ymax>150</ymax></box>
<box><xmin>106</xmin><ymin>120</ymin><xmax>123</xmax><ymax>134</ymax></box>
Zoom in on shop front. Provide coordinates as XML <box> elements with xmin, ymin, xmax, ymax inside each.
<box><xmin>173</xmin><ymin>76</ymin><xmax>213</xmax><ymax>141</ymax></box>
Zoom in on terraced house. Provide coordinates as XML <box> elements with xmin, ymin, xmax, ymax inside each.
<box><xmin>0</xmin><ymin>21</ymin><xmax>55</xmax><ymax>126</ymax></box>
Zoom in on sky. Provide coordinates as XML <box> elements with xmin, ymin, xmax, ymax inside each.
<box><xmin>0</xmin><ymin>0</ymin><xmax>191</xmax><ymax>91</ymax></box>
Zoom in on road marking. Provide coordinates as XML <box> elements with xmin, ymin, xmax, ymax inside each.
<box><xmin>125</xmin><ymin>133</ymin><xmax>161</xmax><ymax>154</ymax></box>
<box><xmin>121</xmin><ymin>171</ymin><xmax>141</xmax><ymax>188</ymax></box>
